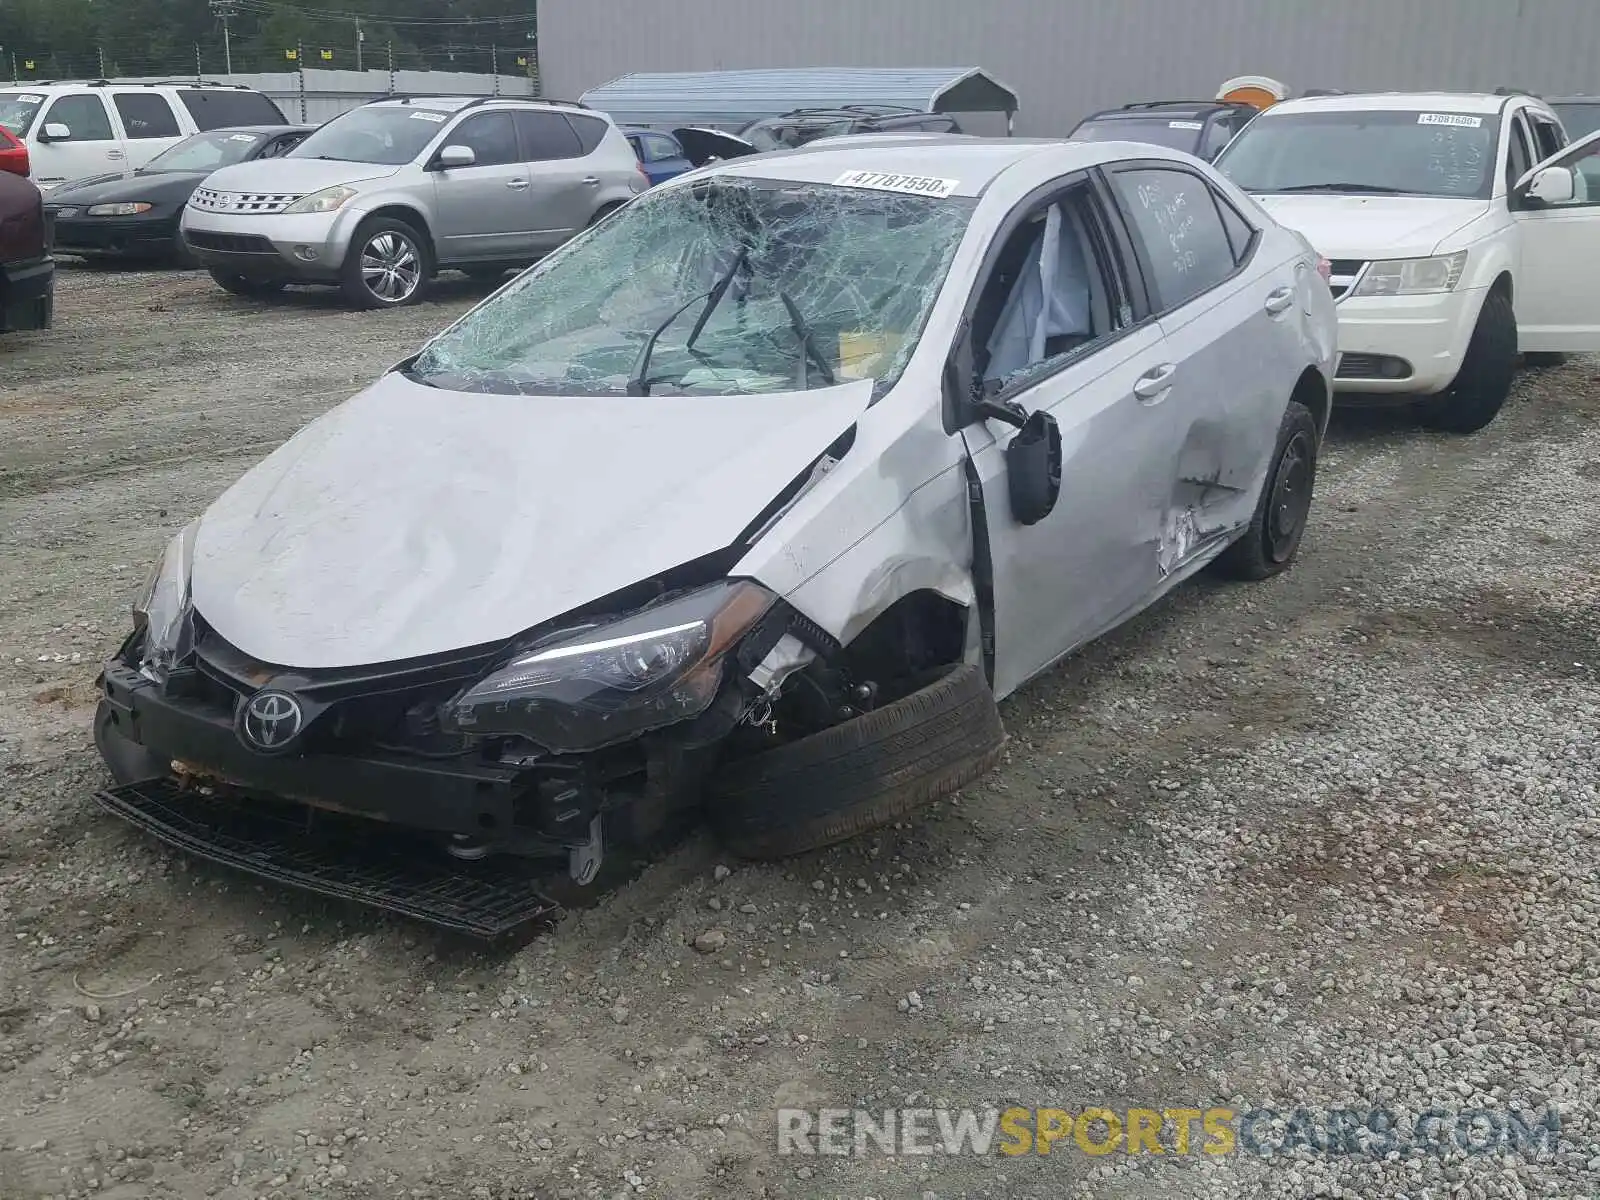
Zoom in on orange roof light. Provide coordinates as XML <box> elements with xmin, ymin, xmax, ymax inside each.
<box><xmin>1217</xmin><ymin>75</ymin><xmax>1290</xmax><ymax>111</ymax></box>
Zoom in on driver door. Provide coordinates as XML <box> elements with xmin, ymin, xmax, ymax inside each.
<box><xmin>957</xmin><ymin>174</ymin><xmax>1173</xmax><ymax>699</ymax></box>
<box><xmin>429</xmin><ymin>111</ymin><xmax>533</xmax><ymax>263</ymax></box>
<box><xmin>1512</xmin><ymin>128</ymin><xmax>1600</xmax><ymax>352</ymax></box>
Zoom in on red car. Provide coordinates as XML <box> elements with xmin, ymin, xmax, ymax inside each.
<box><xmin>0</xmin><ymin>166</ymin><xmax>54</xmax><ymax>334</ymax></box>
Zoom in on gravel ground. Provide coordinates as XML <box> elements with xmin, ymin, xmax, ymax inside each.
<box><xmin>0</xmin><ymin>264</ymin><xmax>1596</xmax><ymax>1200</ymax></box>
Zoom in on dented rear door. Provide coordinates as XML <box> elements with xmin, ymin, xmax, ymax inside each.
<box><xmin>1103</xmin><ymin>161</ymin><xmax>1299</xmax><ymax>578</ymax></box>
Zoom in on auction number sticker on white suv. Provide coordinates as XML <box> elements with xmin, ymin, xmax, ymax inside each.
<box><xmin>1417</xmin><ymin>113</ymin><xmax>1483</xmax><ymax>127</ymax></box>
<box><xmin>833</xmin><ymin>170</ymin><xmax>959</xmax><ymax>198</ymax></box>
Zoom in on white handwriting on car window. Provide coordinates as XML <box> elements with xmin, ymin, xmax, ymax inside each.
<box><xmin>1138</xmin><ymin>180</ymin><xmax>1196</xmax><ymax>277</ymax></box>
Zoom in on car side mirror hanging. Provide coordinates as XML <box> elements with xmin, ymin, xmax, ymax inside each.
<box><xmin>1004</xmin><ymin>409</ymin><xmax>1063</xmax><ymax>525</ymax></box>
<box><xmin>1520</xmin><ymin>164</ymin><xmax>1575</xmax><ymax>206</ymax></box>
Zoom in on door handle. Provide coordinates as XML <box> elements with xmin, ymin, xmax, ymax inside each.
<box><xmin>1264</xmin><ymin>286</ymin><xmax>1295</xmax><ymax>315</ymax></box>
<box><xmin>1133</xmin><ymin>363</ymin><xmax>1177</xmax><ymax>402</ymax></box>
<box><xmin>505</xmin><ymin>178</ymin><xmax>529</xmax><ymax>190</ymax></box>
<box><xmin>107</xmin><ymin>149</ymin><xmax>125</xmax><ymax>160</ymax></box>
<box><xmin>581</xmin><ymin>175</ymin><xmax>601</xmax><ymax>186</ymax></box>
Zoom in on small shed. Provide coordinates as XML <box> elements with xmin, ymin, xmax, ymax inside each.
<box><xmin>577</xmin><ymin>66</ymin><xmax>1021</xmax><ymax>133</ymax></box>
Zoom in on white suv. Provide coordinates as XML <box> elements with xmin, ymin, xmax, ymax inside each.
<box><xmin>1215</xmin><ymin>90</ymin><xmax>1600</xmax><ymax>431</ymax></box>
<box><xmin>0</xmin><ymin>81</ymin><xmax>287</xmax><ymax>189</ymax></box>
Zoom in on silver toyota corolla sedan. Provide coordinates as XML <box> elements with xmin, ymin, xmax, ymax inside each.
<box><xmin>95</xmin><ymin>136</ymin><xmax>1337</xmax><ymax>934</ymax></box>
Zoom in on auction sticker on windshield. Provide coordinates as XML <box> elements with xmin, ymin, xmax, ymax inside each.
<box><xmin>1417</xmin><ymin>113</ymin><xmax>1483</xmax><ymax>127</ymax></box>
<box><xmin>1169</xmin><ymin>120</ymin><xmax>1204</xmax><ymax>130</ymax></box>
<box><xmin>833</xmin><ymin>170</ymin><xmax>959</xmax><ymax>198</ymax></box>
<box><xmin>410</xmin><ymin>111</ymin><xmax>448</xmax><ymax>122</ymax></box>
<box><xmin>15</xmin><ymin>94</ymin><xmax>43</xmax><ymax>104</ymax></box>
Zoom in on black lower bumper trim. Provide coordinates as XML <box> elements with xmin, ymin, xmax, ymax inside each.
<box><xmin>95</xmin><ymin>778</ymin><xmax>562</xmax><ymax>938</ymax></box>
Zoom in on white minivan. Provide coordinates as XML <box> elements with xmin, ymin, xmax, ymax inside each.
<box><xmin>0</xmin><ymin>81</ymin><xmax>288</xmax><ymax>189</ymax></box>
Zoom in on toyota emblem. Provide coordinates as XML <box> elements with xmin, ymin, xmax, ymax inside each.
<box><xmin>238</xmin><ymin>690</ymin><xmax>305</xmax><ymax>753</ymax></box>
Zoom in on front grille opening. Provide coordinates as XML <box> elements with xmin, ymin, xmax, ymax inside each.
<box><xmin>185</xmin><ymin>231</ymin><xmax>276</xmax><ymax>254</ymax></box>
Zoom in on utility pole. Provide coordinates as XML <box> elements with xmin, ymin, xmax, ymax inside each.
<box><xmin>209</xmin><ymin>0</ymin><xmax>238</xmax><ymax>76</ymax></box>
<box><xmin>355</xmin><ymin>19</ymin><xmax>364</xmax><ymax>73</ymax></box>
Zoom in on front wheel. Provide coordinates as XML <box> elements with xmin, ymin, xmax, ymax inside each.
<box><xmin>1215</xmin><ymin>400</ymin><xmax>1318</xmax><ymax>581</ymax></box>
<box><xmin>1416</xmin><ymin>291</ymin><xmax>1517</xmax><ymax>433</ymax></box>
<box><xmin>340</xmin><ymin>218</ymin><xmax>431</xmax><ymax>310</ymax></box>
<box><xmin>705</xmin><ymin>663</ymin><xmax>1006</xmax><ymax>860</ymax></box>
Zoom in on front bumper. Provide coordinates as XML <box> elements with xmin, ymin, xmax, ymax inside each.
<box><xmin>0</xmin><ymin>253</ymin><xmax>54</xmax><ymax>332</ymax></box>
<box><xmin>1331</xmin><ymin>286</ymin><xmax>1486</xmax><ymax>399</ymax></box>
<box><xmin>97</xmin><ymin>662</ymin><xmax>532</xmax><ymax>840</ymax></box>
<box><xmin>49</xmin><ymin>214</ymin><xmax>179</xmax><ymax>259</ymax></box>
<box><xmin>178</xmin><ymin>207</ymin><xmax>359</xmax><ymax>281</ymax></box>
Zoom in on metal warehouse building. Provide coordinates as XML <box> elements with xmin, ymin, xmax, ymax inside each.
<box><xmin>536</xmin><ymin>0</ymin><xmax>1600</xmax><ymax>136</ymax></box>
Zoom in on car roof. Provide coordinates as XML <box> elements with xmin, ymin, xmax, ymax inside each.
<box><xmin>1083</xmin><ymin>101</ymin><xmax>1239</xmax><ymax>121</ymax></box>
<box><xmin>1266</xmin><ymin>91</ymin><xmax>1512</xmax><ymax>116</ymax></box>
<box><xmin>686</xmin><ymin>137</ymin><xmax>1112</xmax><ymax>198</ymax></box>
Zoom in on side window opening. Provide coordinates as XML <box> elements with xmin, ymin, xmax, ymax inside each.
<box><xmin>113</xmin><ymin>93</ymin><xmax>181</xmax><ymax>139</ymax></box>
<box><xmin>44</xmin><ymin>94</ymin><xmax>114</xmax><ymax>141</ymax></box>
<box><xmin>972</xmin><ymin>183</ymin><xmax>1128</xmax><ymax>393</ymax></box>
<box><xmin>450</xmin><ymin>112</ymin><xmax>520</xmax><ymax>167</ymax></box>
<box><xmin>566</xmin><ymin>114</ymin><xmax>608</xmax><ymax>155</ymax></box>
<box><xmin>1213</xmin><ymin>188</ymin><xmax>1257</xmax><ymax>263</ymax></box>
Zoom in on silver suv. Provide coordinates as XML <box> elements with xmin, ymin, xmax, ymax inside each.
<box><xmin>178</xmin><ymin>95</ymin><xmax>645</xmax><ymax>308</ymax></box>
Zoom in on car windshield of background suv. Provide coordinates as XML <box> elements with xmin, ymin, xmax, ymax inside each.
<box><xmin>1216</xmin><ymin>109</ymin><xmax>1499</xmax><ymax>199</ymax></box>
<box><xmin>0</xmin><ymin>93</ymin><xmax>43</xmax><ymax>138</ymax></box>
<box><xmin>1071</xmin><ymin>117</ymin><xmax>1202</xmax><ymax>152</ymax></box>
<box><xmin>409</xmin><ymin>176</ymin><xmax>976</xmax><ymax>398</ymax></box>
<box><xmin>287</xmin><ymin>106</ymin><xmax>451</xmax><ymax>165</ymax></box>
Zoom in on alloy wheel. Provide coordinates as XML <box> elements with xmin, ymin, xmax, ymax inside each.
<box><xmin>359</xmin><ymin>231</ymin><xmax>421</xmax><ymax>304</ymax></box>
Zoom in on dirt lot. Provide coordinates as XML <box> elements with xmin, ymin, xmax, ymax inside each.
<box><xmin>0</xmin><ymin>265</ymin><xmax>1597</xmax><ymax>1200</ymax></box>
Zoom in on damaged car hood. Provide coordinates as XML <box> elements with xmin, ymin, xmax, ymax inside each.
<box><xmin>189</xmin><ymin>370</ymin><xmax>873</xmax><ymax>669</ymax></box>
<box><xmin>196</xmin><ymin>157</ymin><xmax>400</xmax><ymax>195</ymax></box>
<box><xmin>1249</xmin><ymin>194</ymin><xmax>1490</xmax><ymax>260</ymax></box>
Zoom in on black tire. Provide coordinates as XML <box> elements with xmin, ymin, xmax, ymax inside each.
<box><xmin>1417</xmin><ymin>291</ymin><xmax>1517</xmax><ymax>433</ymax></box>
<box><xmin>1215</xmin><ymin>400</ymin><xmax>1318</xmax><ymax>581</ymax></box>
<box><xmin>340</xmin><ymin>217</ymin><xmax>431</xmax><ymax>310</ymax></box>
<box><xmin>587</xmin><ymin>202</ymin><xmax>624</xmax><ymax>228</ymax></box>
<box><xmin>462</xmin><ymin>265</ymin><xmax>509</xmax><ymax>285</ymax></box>
<box><xmin>207</xmin><ymin>269</ymin><xmax>286</xmax><ymax>297</ymax></box>
<box><xmin>706</xmin><ymin>663</ymin><xmax>1006</xmax><ymax>860</ymax></box>
<box><xmin>1522</xmin><ymin>351</ymin><xmax>1566</xmax><ymax>367</ymax></box>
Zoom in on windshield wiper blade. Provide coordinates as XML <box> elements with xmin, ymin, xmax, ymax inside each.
<box><xmin>776</xmin><ymin>289</ymin><xmax>836</xmax><ymax>390</ymax></box>
<box><xmin>1271</xmin><ymin>182</ymin><xmax>1411</xmax><ymax>194</ymax></box>
<box><xmin>627</xmin><ymin>246</ymin><xmax>748</xmax><ymax>397</ymax></box>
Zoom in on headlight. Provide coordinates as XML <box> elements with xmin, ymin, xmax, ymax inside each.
<box><xmin>86</xmin><ymin>202</ymin><xmax>153</xmax><ymax>216</ymax></box>
<box><xmin>441</xmin><ymin>580</ymin><xmax>776</xmax><ymax>753</ymax></box>
<box><xmin>282</xmin><ymin>185</ymin><xmax>358</xmax><ymax>215</ymax></box>
<box><xmin>1351</xmin><ymin>251</ymin><xmax>1467</xmax><ymax>298</ymax></box>
<box><xmin>132</xmin><ymin>520</ymin><xmax>198</xmax><ymax>684</ymax></box>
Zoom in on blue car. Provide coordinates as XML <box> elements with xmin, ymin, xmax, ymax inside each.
<box><xmin>624</xmin><ymin>128</ymin><xmax>694</xmax><ymax>186</ymax></box>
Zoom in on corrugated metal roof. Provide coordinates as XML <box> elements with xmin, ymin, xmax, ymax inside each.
<box><xmin>577</xmin><ymin>67</ymin><xmax>1019</xmax><ymax>127</ymax></box>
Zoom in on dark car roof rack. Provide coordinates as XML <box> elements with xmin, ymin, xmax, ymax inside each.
<box><xmin>20</xmin><ymin>78</ymin><xmax>254</xmax><ymax>89</ymax></box>
<box><xmin>1494</xmin><ymin>86</ymin><xmax>1542</xmax><ymax>98</ymax></box>
<box><xmin>1117</xmin><ymin>99</ymin><xmax>1250</xmax><ymax>112</ymax></box>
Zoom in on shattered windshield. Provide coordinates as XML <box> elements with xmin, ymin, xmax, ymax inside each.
<box><xmin>410</xmin><ymin>176</ymin><xmax>976</xmax><ymax>397</ymax></box>
<box><xmin>742</xmin><ymin>118</ymin><xmax>855</xmax><ymax>151</ymax></box>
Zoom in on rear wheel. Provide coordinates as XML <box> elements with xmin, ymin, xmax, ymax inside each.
<box><xmin>1417</xmin><ymin>291</ymin><xmax>1517</xmax><ymax>433</ymax></box>
<box><xmin>1215</xmin><ymin>400</ymin><xmax>1318</xmax><ymax>581</ymax></box>
<box><xmin>340</xmin><ymin>218</ymin><xmax>431</xmax><ymax>309</ymax></box>
<box><xmin>207</xmin><ymin>269</ymin><xmax>286</xmax><ymax>297</ymax></box>
<box><xmin>587</xmin><ymin>202</ymin><xmax>625</xmax><ymax>228</ymax></box>
<box><xmin>462</xmin><ymin>265</ymin><xmax>509</xmax><ymax>285</ymax></box>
